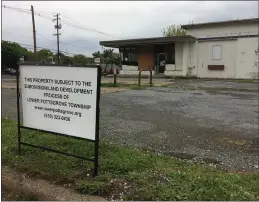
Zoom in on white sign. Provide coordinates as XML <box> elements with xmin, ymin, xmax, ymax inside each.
<box><xmin>20</xmin><ymin>65</ymin><xmax>98</xmax><ymax>140</ymax></box>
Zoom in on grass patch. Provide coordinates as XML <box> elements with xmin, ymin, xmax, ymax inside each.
<box><xmin>2</xmin><ymin>119</ymin><xmax>259</xmax><ymax>200</ymax></box>
<box><xmin>101</xmin><ymin>83</ymin><xmax>149</xmax><ymax>90</ymax></box>
<box><xmin>159</xmin><ymin>84</ymin><xmax>169</xmax><ymax>88</ymax></box>
<box><xmin>129</xmin><ymin>85</ymin><xmax>147</xmax><ymax>90</ymax></box>
<box><xmin>101</xmin><ymin>83</ymin><xmax>119</xmax><ymax>87</ymax></box>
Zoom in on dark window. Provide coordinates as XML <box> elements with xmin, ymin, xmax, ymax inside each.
<box><xmin>123</xmin><ymin>48</ymin><xmax>129</xmax><ymax>62</ymax></box>
<box><xmin>165</xmin><ymin>44</ymin><xmax>175</xmax><ymax>64</ymax></box>
<box><xmin>129</xmin><ymin>48</ymin><xmax>137</xmax><ymax>62</ymax></box>
<box><xmin>120</xmin><ymin>47</ymin><xmax>138</xmax><ymax>66</ymax></box>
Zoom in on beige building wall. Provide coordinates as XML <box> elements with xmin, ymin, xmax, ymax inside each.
<box><xmin>235</xmin><ymin>37</ymin><xmax>258</xmax><ymax>79</ymax></box>
<box><xmin>175</xmin><ymin>43</ymin><xmax>183</xmax><ymax>70</ymax></box>
<box><xmin>195</xmin><ymin>40</ymin><xmax>237</xmax><ymax>78</ymax></box>
<box><xmin>186</xmin><ymin>23</ymin><xmax>258</xmax><ymax>38</ymax></box>
<box><xmin>188</xmin><ymin>42</ymin><xmax>198</xmax><ymax>76</ymax></box>
<box><xmin>188</xmin><ymin>37</ymin><xmax>258</xmax><ymax>79</ymax></box>
<box><xmin>186</xmin><ymin>22</ymin><xmax>258</xmax><ymax>79</ymax></box>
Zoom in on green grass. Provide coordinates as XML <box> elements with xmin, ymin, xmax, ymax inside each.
<box><xmin>101</xmin><ymin>82</ymin><xmax>119</xmax><ymax>87</ymax></box>
<box><xmin>101</xmin><ymin>82</ymin><xmax>149</xmax><ymax>90</ymax></box>
<box><xmin>2</xmin><ymin>119</ymin><xmax>259</xmax><ymax>200</ymax></box>
<box><xmin>129</xmin><ymin>85</ymin><xmax>147</xmax><ymax>90</ymax></box>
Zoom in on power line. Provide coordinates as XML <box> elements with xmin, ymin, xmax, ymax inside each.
<box><xmin>36</xmin><ymin>33</ymin><xmax>55</xmax><ymax>43</ymax></box>
<box><xmin>12</xmin><ymin>41</ymin><xmax>77</xmax><ymax>56</ymax></box>
<box><xmin>36</xmin><ymin>32</ymin><xmax>93</xmax><ymax>50</ymax></box>
<box><xmin>61</xmin><ymin>14</ymin><xmax>122</xmax><ymax>39</ymax></box>
<box><xmin>62</xmin><ymin>20</ymin><xmax>122</xmax><ymax>39</ymax></box>
<box><xmin>2</xmin><ymin>5</ymin><xmax>54</xmax><ymax>21</ymax></box>
<box><xmin>2</xmin><ymin>4</ymin><xmax>122</xmax><ymax>39</ymax></box>
<box><xmin>2</xmin><ymin>5</ymin><xmax>31</xmax><ymax>13</ymax></box>
<box><xmin>3</xmin><ymin>30</ymin><xmax>91</xmax><ymax>52</ymax></box>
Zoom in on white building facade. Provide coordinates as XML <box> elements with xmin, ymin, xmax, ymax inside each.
<box><xmin>100</xmin><ymin>18</ymin><xmax>259</xmax><ymax>79</ymax></box>
<box><xmin>165</xmin><ymin>18</ymin><xmax>259</xmax><ymax>79</ymax></box>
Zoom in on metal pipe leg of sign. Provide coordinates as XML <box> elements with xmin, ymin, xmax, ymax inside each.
<box><xmin>114</xmin><ymin>73</ymin><xmax>117</xmax><ymax>87</ymax></box>
<box><xmin>150</xmin><ymin>70</ymin><xmax>152</xmax><ymax>87</ymax></box>
<box><xmin>93</xmin><ymin>139</ymin><xmax>99</xmax><ymax>177</ymax></box>
<box><xmin>16</xmin><ymin>67</ymin><xmax>21</xmax><ymax>154</ymax></box>
<box><xmin>93</xmin><ymin>66</ymin><xmax>101</xmax><ymax>177</ymax></box>
<box><xmin>138</xmin><ymin>70</ymin><xmax>142</xmax><ymax>86</ymax></box>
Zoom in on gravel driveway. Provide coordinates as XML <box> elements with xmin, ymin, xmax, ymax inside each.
<box><xmin>1</xmin><ymin>79</ymin><xmax>258</xmax><ymax>172</ymax></box>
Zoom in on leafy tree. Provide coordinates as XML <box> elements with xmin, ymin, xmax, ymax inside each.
<box><xmin>92</xmin><ymin>49</ymin><xmax>121</xmax><ymax>66</ymax></box>
<box><xmin>1</xmin><ymin>40</ymin><xmax>33</xmax><ymax>70</ymax></box>
<box><xmin>92</xmin><ymin>51</ymin><xmax>101</xmax><ymax>58</ymax></box>
<box><xmin>86</xmin><ymin>57</ymin><xmax>94</xmax><ymax>64</ymax></box>
<box><xmin>161</xmin><ymin>25</ymin><xmax>186</xmax><ymax>37</ymax></box>
<box><xmin>62</xmin><ymin>56</ymin><xmax>73</xmax><ymax>65</ymax></box>
<box><xmin>72</xmin><ymin>54</ymin><xmax>87</xmax><ymax>65</ymax></box>
<box><xmin>38</xmin><ymin>49</ymin><xmax>53</xmax><ymax>57</ymax></box>
<box><xmin>71</xmin><ymin>54</ymin><xmax>93</xmax><ymax>65</ymax></box>
<box><xmin>37</xmin><ymin>49</ymin><xmax>54</xmax><ymax>61</ymax></box>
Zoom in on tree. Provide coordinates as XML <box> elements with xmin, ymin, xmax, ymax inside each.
<box><xmin>92</xmin><ymin>51</ymin><xmax>101</xmax><ymax>58</ymax></box>
<box><xmin>1</xmin><ymin>40</ymin><xmax>33</xmax><ymax>70</ymax></box>
<box><xmin>71</xmin><ymin>54</ymin><xmax>93</xmax><ymax>65</ymax></box>
<box><xmin>62</xmin><ymin>56</ymin><xmax>73</xmax><ymax>65</ymax></box>
<box><xmin>37</xmin><ymin>49</ymin><xmax>53</xmax><ymax>61</ymax></box>
<box><xmin>92</xmin><ymin>49</ymin><xmax>121</xmax><ymax>66</ymax></box>
<box><xmin>161</xmin><ymin>25</ymin><xmax>186</xmax><ymax>37</ymax></box>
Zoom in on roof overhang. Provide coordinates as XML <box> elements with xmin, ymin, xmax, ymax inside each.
<box><xmin>99</xmin><ymin>35</ymin><xmax>196</xmax><ymax>48</ymax></box>
<box><xmin>181</xmin><ymin>18</ymin><xmax>259</xmax><ymax>30</ymax></box>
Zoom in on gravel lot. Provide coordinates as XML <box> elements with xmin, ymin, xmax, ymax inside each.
<box><xmin>1</xmin><ymin>76</ymin><xmax>258</xmax><ymax>172</ymax></box>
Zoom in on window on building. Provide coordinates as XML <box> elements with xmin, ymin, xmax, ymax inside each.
<box><xmin>123</xmin><ymin>48</ymin><xmax>129</xmax><ymax>62</ymax></box>
<box><xmin>129</xmin><ymin>48</ymin><xmax>138</xmax><ymax>62</ymax></box>
<box><xmin>120</xmin><ymin>52</ymin><xmax>123</xmax><ymax>61</ymax></box>
<box><xmin>165</xmin><ymin>44</ymin><xmax>175</xmax><ymax>64</ymax></box>
<box><xmin>212</xmin><ymin>45</ymin><xmax>222</xmax><ymax>60</ymax></box>
<box><xmin>120</xmin><ymin>47</ymin><xmax>138</xmax><ymax>66</ymax></box>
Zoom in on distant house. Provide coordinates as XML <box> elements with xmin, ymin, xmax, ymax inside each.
<box><xmin>100</xmin><ymin>18</ymin><xmax>259</xmax><ymax>79</ymax></box>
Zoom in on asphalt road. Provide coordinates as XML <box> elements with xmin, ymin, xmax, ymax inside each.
<box><xmin>1</xmin><ymin>77</ymin><xmax>259</xmax><ymax>172</ymax></box>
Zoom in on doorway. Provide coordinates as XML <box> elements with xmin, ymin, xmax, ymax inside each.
<box><xmin>157</xmin><ymin>53</ymin><xmax>166</xmax><ymax>74</ymax></box>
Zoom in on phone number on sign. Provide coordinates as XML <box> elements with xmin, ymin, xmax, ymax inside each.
<box><xmin>44</xmin><ymin>113</ymin><xmax>71</xmax><ymax>122</ymax></box>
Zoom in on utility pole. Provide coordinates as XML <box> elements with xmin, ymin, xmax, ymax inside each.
<box><xmin>31</xmin><ymin>5</ymin><xmax>37</xmax><ymax>61</ymax></box>
<box><xmin>53</xmin><ymin>13</ymin><xmax>61</xmax><ymax>64</ymax></box>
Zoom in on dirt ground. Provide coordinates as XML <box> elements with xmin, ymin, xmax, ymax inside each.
<box><xmin>1</xmin><ymin>75</ymin><xmax>259</xmax><ymax>172</ymax></box>
<box><xmin>1</xmin><ymin>166</ymin><xmax>106</xmax><ymax>201</ymax></box>
<box><xmin>1</xmin><ymin>186</ymin><xmax>39</xmax><ymax>201</ymax></box>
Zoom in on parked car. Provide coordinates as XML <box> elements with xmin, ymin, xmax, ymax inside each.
<box><xmin>2</xmin><ymin>68</ymin><xmax>18</xmax><ymax>76</ymax></box>
<box><xmin>100</xmin><ymin>64</ymin><xmax>121</xmax><ymax>75</ymax></box>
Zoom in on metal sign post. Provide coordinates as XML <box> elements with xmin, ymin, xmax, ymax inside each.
<box><xmin>16</xmin><ymin>64</ymin><xmax>101</xmax><ymax>177</ymax></box>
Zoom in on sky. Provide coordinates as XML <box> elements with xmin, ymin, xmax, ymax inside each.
<box><xmin>1</xmin><ymin>1</ymin><xmax>258</xmax><ymax>57</ymax></box>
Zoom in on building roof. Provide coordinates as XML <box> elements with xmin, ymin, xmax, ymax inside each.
<box><xmin>99</xmin><ymin>35</ymin><xmax>196</xmax><ymax>48</ymax></box>
<box><xmin>181</xmin><ymin>18</ymin><xmax>259</xmax><ymax>30</ymax></box>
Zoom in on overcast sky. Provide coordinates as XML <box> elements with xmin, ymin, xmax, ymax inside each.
<box><xmin>2</xmin><ymin>1</ymin><xmax>258</xmax><ymax>56</ymax></box>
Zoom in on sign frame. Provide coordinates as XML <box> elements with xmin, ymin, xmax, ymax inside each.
<box><xmin>16</xmin><ymin>63</ymin><xmax>101</xmax><ymax>176</ymax></box>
